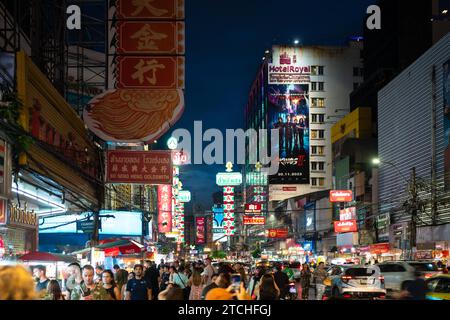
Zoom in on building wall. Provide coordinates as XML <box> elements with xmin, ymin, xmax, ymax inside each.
<box><xmin>378</xmin><ymin>32</ymin><xmax>450</xmax><ymax>225</ymax></box>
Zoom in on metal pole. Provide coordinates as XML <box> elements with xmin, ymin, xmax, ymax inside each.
<box><xmin>431</xmin><ymin>65</ymin><xmax>437</xmax><ymax>225</ymax></box>
<box><xmin>410</xmin><ymin>167</ymin><xmax>417</xmax><ymax>260</ymax></box>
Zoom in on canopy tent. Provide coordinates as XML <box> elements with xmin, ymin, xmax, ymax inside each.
<box><xmin>70</xmin><ymin>238</ymin><xmax>145</xmax><ymax>257</ymax></box>
<box><xmin>19</xmin><ymin>251</ymin><xmax>78</xmax><ymax>263</ymax></box>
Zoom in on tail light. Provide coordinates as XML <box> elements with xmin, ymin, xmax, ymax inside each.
<box><xmin>343</xmin><ymin>294</ymin><xmax>352</xmax><ymax>298</ymax></box>
<box><xmin>322</xmin><ymin>295</ymin><xmax>329</xmax><ymax>301</ymax></box>
<box><xmin>424</xmin><ymin>273</ymin><xmax>433</xmax><ymax>279</ymax></box>
<box><xmin>379</xmin><ymin>294</ymin><xmax>386</xmax><ymax>299</ymax></box>
<box><xmin>341</xmin><ymin>275</ymin><xmax>352</xmax><ymax>283</ymax></box>
<box><xmin>378</xmin><ymin>276</ymin><xmax>385</xmax><ymax>283</ymax></box>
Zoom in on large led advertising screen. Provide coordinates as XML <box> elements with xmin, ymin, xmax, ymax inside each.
<box><xmin>267</xmin><ymin>84</ymin><xmax>310</xmax><ymax>184</ymax></box>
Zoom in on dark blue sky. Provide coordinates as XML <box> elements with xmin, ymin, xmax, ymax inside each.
<box><xmin>157</xmin><ymin>0</ymin><xmax>375</xmax><ymax>210</ymax></box>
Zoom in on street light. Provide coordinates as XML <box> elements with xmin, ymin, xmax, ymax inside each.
<box><xmin>371</xmin><ymin>157</ymin><xmax>409</xmax><ymax>184</ymax></box>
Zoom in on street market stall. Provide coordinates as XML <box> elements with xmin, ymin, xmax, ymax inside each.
<box><xmin>19</xmin><ymin>251</ymin><xmax>79</xmax><ymax>281</ymax></box>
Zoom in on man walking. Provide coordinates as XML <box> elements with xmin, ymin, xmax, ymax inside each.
<box><xmin>313</xmin><ymin>262</ymin><xmax>327</xmax><ymax>300</ymax></box>
<box><xmin>125</xmin><ymin>264</ymin><xmax>152</xmax><ymax>300</ymax></box>
<box><xmin>33</xmin><ymin>265</ymin><xmax>50</xmax><ymax>294</ymax></box>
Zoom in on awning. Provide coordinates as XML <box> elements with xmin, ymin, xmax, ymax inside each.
<box><xmin>70</xmin><ymin>239</ymin><xmax>145</xmax><ymax>257</ymax></box>
<box><xmin>19</xmin><ymin>251</ymin><xmax>78</xmax><ymax>263</ymax></box>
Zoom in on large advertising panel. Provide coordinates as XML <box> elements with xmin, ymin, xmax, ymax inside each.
<box><xmin>268</xmin><ymin>84</ymin><xmax>309</xmax><ymax>184</ymax></box>
<box><xmin>444</xmin><ymin>60</ymin><xmax>450</xmax><ymax>190</ymax></box>
<box><xmin>195</xmin><ymin>217</ymin><xmax>205</xmax><ymax>244</ymax></box>
<box><xmin>268</xmin><ymin>46</ymin><xmax>311</xmax><ymax>85</ymax></box>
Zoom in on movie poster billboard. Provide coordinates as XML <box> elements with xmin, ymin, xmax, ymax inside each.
<box><xmin>268</xmin><ymin>84</ymin><xmax>309</xmax><ymax>184</ymax></box>
<box><xmin>443</xmin><ymin>60</ymin><xmax>450</xmax><ymax>190</ymax></box>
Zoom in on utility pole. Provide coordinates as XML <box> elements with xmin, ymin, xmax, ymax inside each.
<box><xmin>431</xmin><ymin>65</ymin><xmax>438</xmax><ymax>225</ymax></box>
<box><xmin>409</xmin><ymin>167</ymin><xmax>417</xmax><ymax>260</ymax></box>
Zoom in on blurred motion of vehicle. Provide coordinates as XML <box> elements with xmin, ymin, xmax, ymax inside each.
<box><xmin>406</xmin><ymin>261</ymin><xmax>441</xmax><ymax>279</ymax></box>
<box><xmin>329</xmin><ymin>265</ymin><xmax>386</xmax><ymax>299</ymax></box>
<box><xmin>425</xmin><ymin>274</ymin><xmax>450</xmax><ymax>300</ymax></box>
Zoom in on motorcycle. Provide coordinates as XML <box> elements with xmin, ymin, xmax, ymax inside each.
<box><xmin>284</xmin><ymin>282</ymin><xmax>298</xmax><ymax>300</ymax></box>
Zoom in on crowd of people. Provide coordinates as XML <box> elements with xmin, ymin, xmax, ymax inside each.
<box><xmin>0</xmin><ymin>258</ymin><xmax>446</xmax><ymax>300</ymax></box>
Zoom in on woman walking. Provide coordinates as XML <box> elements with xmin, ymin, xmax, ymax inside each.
<box><xmin>102</xmin><ymin>270</ymin><xmax>121</xmax><ymax>300</ymax></box>
<box><xmin>188</xmin><ymin>267</ymin><xmax>204</xmax><ymax>300</ymax></box>
<box><xmin>300</xmin><ymin>263</ymin><xmax>311</xmax><ymax>300</ymax></box>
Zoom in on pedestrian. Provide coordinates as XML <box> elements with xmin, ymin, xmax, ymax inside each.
<box><xmin>201</xmin><ymin>257</ymin><xmax>217</xmax><ymax>286</ymax></box>
<box><xmin>255</xmin><ymin>274</ymin><xmax>280</xmax><ymax>300</ymax></box>
<box><xmin>65</xmin><ymin>262</ymin><xmax>82</xmax><ymax>300</ymax></box>
<box><xmin>144</xmin><ymin>260</ymin><xmax>160</xmax><ymax>300</ymax></box>
<box><xmin>201</xmin><ymin>272</ymin><xmax>231</xmax><ymax>299</ymax></box>
<box><xmin>71</xmin><ymin>265</ymin><xmax>110</xmax><ymax>300</ymax></box>
<box><xmin>313</xmin><ymin>262</ymin><xmax>328</xmax><ymax>300</ymax></box>
<box><xmin>246</xmin><ymin>266</ymin><xmax>265</xmax><ymax>299</ymax></box>
<box><xmin>125</xmin><ymin>264</ymin><xmax>152</xmax><ymax>300</ymax></box>
<box><xmin>0</xmin><ymin>265</ymin><xmax>37</xmax><ymax>300</ymax></box>
<box><xmin>282</xmin><ymin>262</ymin><xmax>295</xmax><ymax>282</ymax></box>
<box><xmin>205</xmin><ymin>282</ymin><xmax>251</xmax><ymax>300</ymax></box>
<box><xmin>102</xmin><ymin>270</ymin><xmax>121</xmax><ymax>300</ymax></box>
<box><xmin>158</xmin><ymin>259</ymin><xmax>165</xmax><ymax>271</ymax></box>
<box><xmin>33</xmin><ymin>265</ymin><xmax>50</xmax><ymax>296</ymax></box>
<box><xmin>300</xmin><ymin>263</ymin><xmax>311</xmax><ymax>300</ymax></box>
<box><xmin>273</xmin><ymin>264</ymin><xmax>289</xmax><ymax>299</ymax></box>
<box><xmin>158</xmin><ymin>283</ymin><xmax>184</xmax><ymax>300</ymax></box>
<box><xmin>170</xmin><ymin>265</ymin><xmax>189</xmax><ymax>299</ymax></box>
<box><xmin>94</xmin><ymin>265</ymin><xmax>104</xmax><ymax>284</ymax></box>
<box><xmin>113</xmin><ymin>264</ymin><xmax>120</xmax><ymax>275</ymax></box>
<box><xmin>188</xmin><ymin>267</ymin><xmax>204</xmax><ymax>300</ymax></box>
<box><xmin>159</xmin><ymin>264</ymin><xmax>170</xmax><ymax>292</ymax></box>
<box><xmin>44</xmin><ymin>280</ymin><xmax>65</xmax><ymax>300</ymax></box>
<box><xmin>115</xmin><ymin>268</ymin><xmax>129</xmax><ymax>300</ymax></box>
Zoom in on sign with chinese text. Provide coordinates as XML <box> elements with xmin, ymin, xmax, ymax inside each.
<box><xmin>116</xmin><ymin>56</ymin><xmax>184</xmax><ymax>89</ymax></box>
<box><xmin>223</xmin><ymin>186</ymin><xmax>235</xmax><ymax>236</ymax></box>
<box><xmin>334</xmin><ymin>220</ymin><xmax>357</xmax><ymax>233</ymax></box>
<box><xmin>266</xmin><ymin>228</ymin><xmax>288</xmax><ymax>239</ymax></box>
<box><xmin>243</xmin><ymin>215</ymin><xmax>265</xmax><ymax>225</ymax></box>
<box><xmin>107</xmin><ymin>150</ymin><xmax>172</xmax><ymax>184</ymax></box>
<box><xmin>158</xmin><ymin>185</ymin><xmax>172</xmax><ymax>233</ymax></box>
<box><xmin>245</xmin><ymin>203</ymin><xmax>261</xmax><ymax>214</ymax></box>
<box><xmin>329</xmin><ymin>190</ymin><xmax>353</xmax><ymax>202</ymax></box>
<box><xmin>216</xmin><ymin>172</ymin><xmax>243</xmax><ymax>186</ymax></box>
<box><xmin>195</xmin><ymin>216</ymin><xmax>205</xmax><ymax>244</ymax></box>
<box><xmin>116</xmin><ymin>0</ymin><xmax>185</xmax><ymax>20</ymax></box>
<box><xmin>117</xmin><ymin>21</ymin><xmax>184</xmax><ymax>55</ymax></box>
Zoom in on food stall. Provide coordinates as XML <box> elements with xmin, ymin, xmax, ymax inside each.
<box><xmin>19</xmin><ymin>251</ymin><xmax>79</xmax><ymax>281</ymax></box>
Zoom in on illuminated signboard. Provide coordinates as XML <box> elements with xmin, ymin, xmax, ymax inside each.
<box><xmin>195</xmin><ymin>217</ymin><xmax>205</xmax><ymax>244</ymax></box>
<box><xmin>243</xmin><ymin>215</ymin><xmax>265</xmax><ymax>225</ymax></box>
<box><xmin>334</xmin><ymin>220</ymin><xmax>358</xmax><ymax>233</ymax></box>
<box><xmin>158</xmin><ymin>185</ymin><xmax>172</xmax><ymax>233</ymax></box>
<box><xmin>339</xmin><ymin>207</ymin><xmax>356</xmax><ymax>221</ymax></box>
<box><xmin>266</xmin><ymin>228</ymin><xmax>288</xmax><ymax>238</ymax></box>
<box><xmin>223</xmin><ymin>186</ymin><xmax>235</xmax><ymax>236</ymax></box>
<box><xmin>177</xmin><ymin>190</ymin><xmax>191</xmax><ymax>202</ymax></box>
<box><xmin>216</xmin><ymin>172</ymin><xmax>242</xmax><ymax>186</ymax></box>
<box><xmin>329</xmin><ymin>190</ymin><xmax>353</xmax><ymax>202</ymax></box>
<box><xmin>245</xmin><ymin>203</ymin><xmax>262</xmax><ymax>214</ymax></box>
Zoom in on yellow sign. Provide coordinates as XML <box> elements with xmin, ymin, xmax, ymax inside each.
<box><xmin>8</xmin><ymin>202</ymin><xmax>38</xmax><ymax>228</ymax></box>
<box><xmin>331</xmin><ymin>107</ymin><xmax>372</xmax><ymax>144</ymax></box>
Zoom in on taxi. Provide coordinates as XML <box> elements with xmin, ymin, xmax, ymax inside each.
<box><xmin>425</xmin><ymin>274</ymin><xmax>450</xmax><ymax>300</ymax></box>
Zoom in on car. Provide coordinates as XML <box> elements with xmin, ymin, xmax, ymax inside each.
<box><xmin>425</xmin><ymin>274</ymin><xmax>450</xmax><ymax>300</ymax></box>
<box><xmin>404</xmin><ymin>261</ymin><xmax>441</xmax><ymax>279</ymax></box>
<box><xmin>377</xmin><ymin>261</ymin><xmax>416</xmax><ymax>292</ymax></box>
<box><xmin>329</xmin><ymin>265</ymin><xmax>386</xmax><ymax>299</ymax></box>
<box><xmin>377</xmin><ymin>261</ymin><xmax>442</xmax><ymax>293</ymax></box>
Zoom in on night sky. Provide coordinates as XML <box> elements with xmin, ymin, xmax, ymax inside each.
<box><xmin>157</xmin><ymin>0</ymin><xmax>375</xmax><ymax>211</ymax></box>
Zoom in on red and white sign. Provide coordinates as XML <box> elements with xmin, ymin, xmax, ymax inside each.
<box><xmin>339</xmin><ymin>207</ymin><xmax>356</xmax><ymax>221</ymax></box>
<box><xmin>223</xmin><ymin>186</ymin><xmax>235</xmax><ymax>236</ymax></box>
<box><xmin>107</xmin><ymin>150</ymin><xmax>172</xmax><ymax>184</ymax></box>
<box><xmin>334</xmin><ymin>220</ymin><xmax>358</xmax><ymax>233</ymax></box>
<box><xmin>266</xmin><ymin>228</ymin><xmax>288</xmax><ymax>239</ymax></box>
<box><xmin>268</xmin><ymin>45</ymin><xmax>311</xmax><ymax>85</ymax></box>
<box><xmin>243</xmin><ymin>215</ymin><xmax>265</xmax><ymax>225</ymax></box>
<box><xmin>172</xmin><ymin>151</ymin><xmax>188</xmax><ymax>165</ymax></box>
<box><xmin>158</xmin><ymin>185</ymin><xmax>172</xmax><ymax>233</ymax></box>
<box><xmin>245</xmin><ymin>203</ymin><xmax>261</xmax><ymax>214</ymax></box>
<box><xmin>369</xmin><ymin>243</ymin><xmax>390</xmax><ymax>254</ymax></box>
<box><xmin>116</xmin><ymin>0</ymin><xmax>185</xmax><ymax>20</ymax></box>
<box><xmin>116</xmin><ymin>56</ymin><xmax>185</xmax><ymax>89</ymax></box>
<box><xmin>195</xmin><ymin>217</ymin><xmax>205</xmax><ymax>244</ymax></box>
<box><xmin>330</xmin><ymin>190</ymin><xmax>353</xmax><ymax>202</ymax></box>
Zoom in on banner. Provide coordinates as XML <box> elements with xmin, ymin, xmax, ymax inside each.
<box><xmin>223</xmin><ymin>186</ymin><xmax>235</xmax><ymax>236</ymax></box>
<box><xmin>158</xmin><ymin>185</ymin><xmax>172</xmax><ymax>233</ymax></box>
<box><xmin>304</xmin><ymin>202</ymin><xmax>315</xmax><ymax>232</ymax></box>
<box><xmin>107</xmin><ymin>150</ymin><xmax>172</xmax><ymax>184</ymax></box>
<box><xmin>334</xmin><ymin>220</ymin><xmax>358</xmax><ymax>233</ymax></box>
<box><xmin>195</xmin><ymin>217</ymin><xmax>205</xmax><ymax>244</ymax></box>
<box><xmin>245</xmin><ymin>203</ymin><xmax>261</xmax><ymax>214</ymax></box>
<box><xmin>444</xmin><ymin>60</ymin><xmax>450</xmax><ymax>190</ymax></box>
<box><xmin>329</xmin><ymin>190</ymin><xmax>353</xmax><ymax>202</ymax></box>
<box><xmin>267</xmin><ymin>84</ymin><xmax>309</xmax><ymax>184</ymax></box>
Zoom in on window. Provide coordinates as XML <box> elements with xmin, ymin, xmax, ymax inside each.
<box><xmin>311</xmin><ymin>162</ymin><xmax>317</xmax><ymax>170</ymax></box>
<box><xmin>311</xmin><ymin>146</ymin><xmax>317</xmax><ymax>155</ymax></box>
<box><xmin>312</xmin><ymin>130</ymin><xmax>324</xmax><ymax>139</ymax></box>
<box><xmin>311</xmin><ymin>98</ymin><xmax>325</xmax><ymax>108</ymax></box>
<box><xmin>318</xmin><ymin>114</ymin><xmax>324</xmax><ymax>123</ymax></box>
<box><xmin>311</xmin><ymin>178</ymin><xmax>317</xmax><ymax>186</ymax></box>
<box><xmin>318</xmin><ymin>162</ymin><xmax>324</xmax><ymax>170</ymax></box>
<box><xmin>312</xmin><ymin>177</ymin><xmax>325</xmax><ymax>186</ymax></box>
<box><xmin>318</xmin><ymin>130</ymin><xmax>324</xmax><ymax>139</ymax></box>
<box><xmin>318</xmin><ymin>82</ymin><xmax>324</xmax><ymax>91</ymax></box>
<box><xmin>312</xmin><ymin>146</ymin><xmax>325</xmax><ymax>155</ymax></box>
<box><xmin>311</xmin><ymin>130</ymin><xmax>317</xmax><ymax>139</ymax></box>
<box><xmin>378</xmin><ymin>264</ymin><xmax>406</xmax><ymax>273</ymax></box>
<box><xmin>312</xmin><ymin>114</ymin><xmax>317</xmax><ymax>123</ymax></box>
<box><xmin>311</xmin><ymin>66</ymin><xmax>318</xmax><ymax>75</ymax></box>
<box><xmin>318</xmin><ymin>178</ymin><xmax>325</xmax><ymax>186</ymax></box>
<box><xmin>318</xmin><ymin>66</ymin><xmax>324</xmax><ymax>75</ymax></box>
<box><xmin>311</xmin><ymin>82</ymin><xmax>317</xmax><ymax>91</ymax></box>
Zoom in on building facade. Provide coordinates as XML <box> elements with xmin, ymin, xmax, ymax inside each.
<box><xmin>378</xmin><ymin>32</ymin><xmax>450</xmax><ymax>259</ymax></box>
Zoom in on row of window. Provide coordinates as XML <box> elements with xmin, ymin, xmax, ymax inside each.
<box><xmin>311</xmin><ymin>114</ymin><xmax>325</xmax><ymax>123</ymax></box>
<box><xmin>311</xmin><ymin>129</ymin><xmax>325</xmax><ymax>139</ymax></box>
<box><xmin>311</xmin><ymin>65</ymin><xmax>324</xmax><ymax>76</ymax></box>
<box><xmin>311</xmin><ymin>145</ymin><xmax>325</xmax><ymax>155</ymax></box>
<box><xmin>310</xmin><ymin>82</ymin><xmax>324</xmax><ymax>91</ymax></box>
<box><xmin>311</xmin><ymin>177</ymin><xmax>325</xmax><ymax>186</ymax></box>
<box><xmin>311</xmin><ymin>161</ymin><xmax>325</xmax><ymax>171</ymax></box>
<box><xmin>311</xmin><ymin>97</ymin><xmax>325</xmax><ymax>108</ymax></box>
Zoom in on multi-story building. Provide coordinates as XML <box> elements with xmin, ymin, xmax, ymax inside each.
<box><xmin>377</xmin><ymin>32</ymin><xmax>450</xmax><ymax>259</ymax></box>
<box><xmin>244</xmin><ymin>40</ymin><xmax>364</xmax><ymax>251</ymax></box>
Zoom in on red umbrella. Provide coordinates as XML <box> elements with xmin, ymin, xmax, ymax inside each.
<box><xmin>102</xmin><ymin>240</ymin><xmax>144</xmax><ymax>257</ymax></box>
<box><xmin>19</xmin><ymin>251</ymin><xmax>78</xmax><ymax>263</ymax></box>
